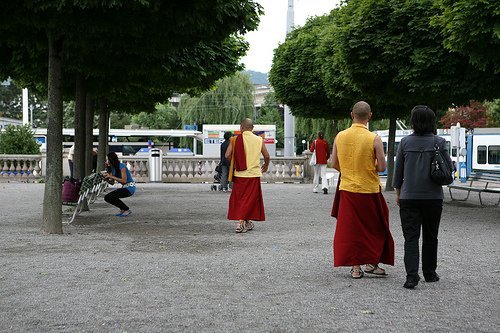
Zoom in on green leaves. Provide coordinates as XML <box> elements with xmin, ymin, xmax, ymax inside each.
<box><xmin>271</xmin><ymin>0</ymin><xmax>499</xmax><ymax>123</ymax></box>
<box><xmin>177</xmin><ymin>72</ymin><xmax>255</xmax><ymax>125</ymax></box>
<box><xmin>1</xmin><ymin>0</ymin><xmax>262</xmax><ymax>109</ymax></box>
<box><xmin>0</xmin><ymin>124</ymin><xmax>40</xmax><ymax>154</ymax></box>
<box><xmin>433</xmin><ymin>0</ymin><xmax>500</xmax><ymax>72</ymax></box>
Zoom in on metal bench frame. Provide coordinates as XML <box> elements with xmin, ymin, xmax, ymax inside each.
<box><xmin>448</xmin><ymin>171</ymin><xmax>500</xmax><ymax>206</ymax></box>
<box><xmin>64</xmin><ymin>172</ymin><xmax>108</xmax><ymax>224</ymax></box>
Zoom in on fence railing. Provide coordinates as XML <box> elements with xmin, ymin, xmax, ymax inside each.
<box><xmin>0</xmin><ymin>154</ymin><xmax>313</xmax><ymax>183</ymax></box>
<box><xmin>122</xmin><ymin>156</ymin><xmax>311</xmax><ymax>183</ymax></box>
<box><xmin>0</xmin><ymin>154</ymin><xmax>44</xmax><ymax>182</ymax></box>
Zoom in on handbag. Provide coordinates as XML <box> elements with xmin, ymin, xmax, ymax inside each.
<box><xmin>61</xmin><ymin>177</ymin><xmax>81</xmax><ymax>203</ymax></box>
<box><xmin>309</xmin><ymin>151</ymin><xmax>317</xmax><ymax>166</ymax></box>
<box><xmin>430</xmin><ymin>138</ymin><xmax>453</xmax><ymax>185</ymax></box>
<box><xmin>309</xmin><ymin>140</ymin><xmax>317</xmax><ymax>166</ymax></box>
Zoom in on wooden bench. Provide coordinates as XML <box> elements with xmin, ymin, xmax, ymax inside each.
<box><xmin>64</xmin><ymin>172</ymin><xmax>108</xmax><ymax>224</ymax></box>
<box><xmin>448</xmin><ymin>171</ymin><xmax>500</xmax><ymax>206</ymax></box>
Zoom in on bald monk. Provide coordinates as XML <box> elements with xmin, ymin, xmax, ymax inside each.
<box><xmin>331</xmin><ymin>101</ymin><xmax>394</xmax><ymax>278</ymax></box>
<box><xmin>225</xmin><ymin>118</ymin><xmax>270</xmax><ymax>233</ymax></box>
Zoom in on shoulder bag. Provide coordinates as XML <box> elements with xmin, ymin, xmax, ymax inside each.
<box><xmin>430</xmin><ymin>137</ymin><xmax>453</xmax><ymax>185</ymax></box>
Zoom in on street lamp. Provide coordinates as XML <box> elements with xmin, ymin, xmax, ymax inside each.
<box><xmin>301</xmin><ymin>139</ymin><xmax>306</xmax><ymax>154</ymax></box>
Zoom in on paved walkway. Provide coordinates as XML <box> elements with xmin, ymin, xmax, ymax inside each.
<box><xmin>0</xmin><ymin>181</ymin><xmax>499</xmax><ymax>332</ymax></box>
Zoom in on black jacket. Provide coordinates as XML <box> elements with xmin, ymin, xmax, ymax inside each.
<box><xmin>220</xmin><ymin>140</ymin><xmax>230</xmax><ymax>166</ymax></box>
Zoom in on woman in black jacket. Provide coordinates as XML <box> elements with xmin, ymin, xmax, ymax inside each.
<box><xmin>393</xmin><ymin>106</ymin><xmax>453</xmax><ymax>289</ymax></box>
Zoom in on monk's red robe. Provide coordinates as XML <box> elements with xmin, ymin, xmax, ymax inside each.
<box><xmin>228</xmin><ymin>177</ymin><xmax>265</xmax><ymax>221</ymax></box>
<box><xmin>331</xmin><ymin>177</ymin><xmax>394</xmax><ymax>266</ymax></box>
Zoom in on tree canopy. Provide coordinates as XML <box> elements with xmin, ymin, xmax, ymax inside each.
<box><xmin>131</xmin><ymin>104</ymin><xmax>180</xmax><ymax>130</ymax></box>
<box><xmin>330</xmin><ymin>0</ymin><xmax>499</xmax><ymax>115</ymax></box>
<box><xmin>439</xmin><ymin>101</ymin><xmax>488</xmax><ymax>129</ymax></box>
<box><xmin>433</xmin><ymin>0</ymin><xmax>500</xmax><ymax>72</ymax></box>
<box><xmin>269</xmin><ymin>15</ymin><xmax>342</xmax><ymax>119</ymax></box>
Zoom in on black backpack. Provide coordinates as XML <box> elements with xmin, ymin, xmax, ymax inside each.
<box><xmin>430</xmin><ymin>138</ymin><xmax>453</xmax><ymax>185</ymax></box>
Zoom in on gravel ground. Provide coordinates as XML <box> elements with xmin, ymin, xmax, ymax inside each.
<box><xmin>0</xmin><ymin>181</ymin><xmax>499</xmax><ymax>332</ymax></box>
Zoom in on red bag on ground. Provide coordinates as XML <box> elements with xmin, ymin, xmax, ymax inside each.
<box><xmin>62</xmin><ymin>178</ymin><xmax>81</xmax><ymax>203</ymax></box>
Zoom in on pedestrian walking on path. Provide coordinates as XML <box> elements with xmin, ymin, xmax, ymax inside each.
<box><xmin>219</xmin><ymin>131</ymin><xmax>232</xmax><ymax>192</ymax></box>
<box><xmin>310</xmin><ymin>131</ymin><xmax>330</xmax><ymax>194</ymax></box>
<box><xmin>393</xmin><ymin>105</ymin><xmax>452</xmax><ymax>289</ymax></box>
<box><xmin>225</xmin><ymin>118</ymin><xmax>270</xmax><ymax>233</ymax></box>
<box><xmin>331</xmin><ymin>101</ymin><xmax>394</xmax><ymax>279</ymax></box>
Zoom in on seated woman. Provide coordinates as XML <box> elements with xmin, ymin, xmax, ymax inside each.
<box><xmin>103</xmin><ymin>152</ymin><xmax>136</xmax><ymax>217</ymax></box>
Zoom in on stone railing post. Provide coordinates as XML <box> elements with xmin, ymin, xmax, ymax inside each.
<box><xmin>0</xmin><ymin>154</ymin><xmax>44</xmax><ymax>182</ymax></box>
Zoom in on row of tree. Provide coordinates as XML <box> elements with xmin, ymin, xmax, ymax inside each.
<box><xmin>0</xmin><ymin>1</ymin><xmax>263</xmax><ymax>233</ymax></box>
<box><xmin>269</xmin><ymin>0</ymin><xmax>499</xmax><ymax>189</ymax></box>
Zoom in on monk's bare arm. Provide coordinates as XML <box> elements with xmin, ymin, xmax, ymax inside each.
<box><xmin>331</xmin><ymin>138</ymin><xmax>340</xmax><ymax>171</ymax></box>
<box><xmin>374</xmin><ymin>135</ymin><xmax>387</xmax><ymax>172</ymax></box>
<box><xmin>261</xmin><ymin>142</ymin><xmax>270</xmax><ymax>173</ymax></box>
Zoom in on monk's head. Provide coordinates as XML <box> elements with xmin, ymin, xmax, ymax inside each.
<box><xmin>318</xmin><ymin>132</ymin><xmax>324</xmax><ymax>139</ymax></box>
<box><xmin>240</xmin><ymin>118</ymin><xmax>254</xmax><ymax>132</ymax></box>
<box><xmin>351</xmin><ymin>101</ymin><xmax>372</xmax><ymax>124</ymax></box>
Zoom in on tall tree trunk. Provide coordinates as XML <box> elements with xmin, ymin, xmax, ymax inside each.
<box><xmin>385</xmin><ymin>117</ymin><xmax>397</xmax><ymax>192</ymax></box>
<box><xmin>74</xmin><ymin>75</ymin><xmax>86</xmax><ymax>180</ymax></box>
<box><xmin>85</xmin><ymin>95</ymin><xmax>94</xmax><ymax>175</ymax></box>
<box><xmin>97</xmin><ymin>97</ymin><xmax>109</xmax><ymax>171</ymax></box>
<box><xmin>42</xmin><ymin>33</ymin><xmax>64</xmax><ymax>234</ymax></box>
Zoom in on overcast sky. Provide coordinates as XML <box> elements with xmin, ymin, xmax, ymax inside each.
<box><xmin>241</xmin><ymin>0</ymin><xmax>341</xmax><ymax>73</ymax></box>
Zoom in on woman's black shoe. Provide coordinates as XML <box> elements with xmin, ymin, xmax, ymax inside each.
<box><xmin>403</xmin><ymin>280</ymin><xmax>418</xmax><ymax>289</ymax></box>
<box><xmin>424</xmin><ymin>273</ymin><xmax>440</xmax><ymax>282</ymax></box>
<box><xmin>403</xmin><ymin>277</ymin><xmax>420</xmax><ymax>289</ymax></box>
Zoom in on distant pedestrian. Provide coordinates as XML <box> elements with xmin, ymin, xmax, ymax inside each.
<box><xmin>225</xmin><ymin>118</ymin><xmax>270</xmax><ymax>233</ymax></box>
<box><xmin>393</xmin><ymin>105</ymin><xmax>452</xmax><ymax>289</ymax></box>
<box><xmin>452</xmin><ymin>161</ymin><xmax>457</xmax><ymax>179</ymax></box>
<box><xmin>219</xmin><ymin>131</ymin><xmax>232</xmax><ymax>192</ymax></box>
<box><xmin>68</xmin><ymin>144</ymin><xmax>75</xmax><ymax>178</ymax></box>
<box><xmin>104</xmin><ymin>152</ymin><xmax>136</xmax><ymax>217</ymax></box>
<box><xmin>331</xmin><ymin>101</ymin><xmax>394</xmax><ymax>279</ymax></box>
<box><xmin>92</xmin><ymin>148</ymin><xmax>98</xmax><ymax>172</ymax></box>
<box><xmin>310</xmin><ymin>132</ymin><xmax>330</xmax><ymax>194</ymax></box>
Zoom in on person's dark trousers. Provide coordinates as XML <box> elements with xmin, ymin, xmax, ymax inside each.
<box><xmin>68</xmin><ymin>160</ymin><xmax>74</xmax><ymax>179</ymax></box>
<box><xmin>220</xmin><ymin>165</ymin><xmax>229</xmax><ymax>190</ymax></box>
<box><xmin>399</xmin><ymin>199</ymin><xmax>442</xmax><ymax>281</ymax></box>
<box><xmin>104</xmin><ymin>188</ymin><xmax>132</xmax><ymax>211</ymax></box>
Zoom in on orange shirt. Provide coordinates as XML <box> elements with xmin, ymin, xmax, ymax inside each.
<box><xmin>234</xmin><ymin>131</ymin><xmax>263</xmax><ymax>178</ymax></box>
<box><xmin>336</xmin><ymin>124</ymin><xmax>381</xmax><ymax>193</ymax></box>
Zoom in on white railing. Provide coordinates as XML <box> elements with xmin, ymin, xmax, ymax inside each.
<box><xmin>121</xmin><ymin>156</ymin><xmax>311</xmax><ymax>183</ymax></box>
<box><xmin>0</xmin><ymin>154</ymin><xmax>313</xmax><ymax>183</ymax></box>
<box><xmin>0</xmin><ymin>154</ymin><xmax>44</xmax><ymax>182</ymax></box>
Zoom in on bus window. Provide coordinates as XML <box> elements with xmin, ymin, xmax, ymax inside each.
<box><xmin>488</xmin><ymin>146</ymin><xmax>500</xmax><ymax>164</ymax></box>
<box><xmin>477</xmin><ymin>146</ymin><xmax>487</xmax><ymax>164</ymax></box>
<box><xmin>383</xmin><ymin>142</ymin><xmax>387</xmax><ymax>155</ymax></box>
<box><xmin>394</xmin><ymin>142</ymin><xmax>399</xmax><ymax>154</ymax></box>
